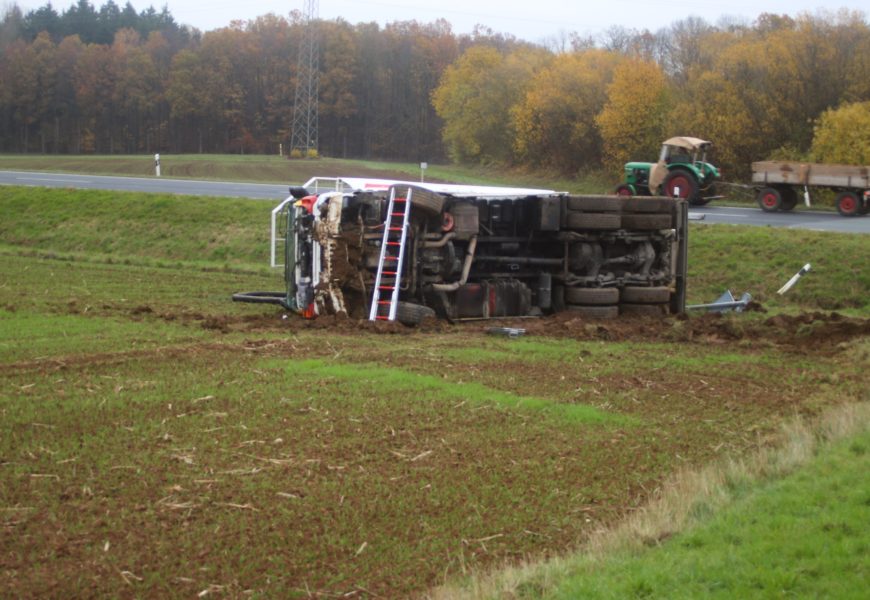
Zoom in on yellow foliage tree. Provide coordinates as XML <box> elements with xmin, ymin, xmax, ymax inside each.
<box><xmin>512</xmin><ymin>49</ymin><xmax>622</xmax><ymax>173</ymax></box>
<box><xmin>432</xmin><ymin>45</ymin><xmax>549</xmax><ymax>164</ymax></box>
<box><xmin>596</xmin><ymin>58</ymin><xmax>671</xmax><ymax>172</ymax></box>
<box><xmin>811</xmin><ymin>101</ymin><xmax>870</xmax><ymax>165</ymax></box>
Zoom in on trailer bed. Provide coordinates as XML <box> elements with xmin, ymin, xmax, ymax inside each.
<box><xmin>752</xmin><ymin>161</ymin><xmax>870</xmax><ymax>189</ymax></box>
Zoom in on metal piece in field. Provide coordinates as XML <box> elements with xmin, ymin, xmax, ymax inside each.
<box><xmin>687</xmin><ymin>290</ymin><xmax>752</xmax><ymax>313</ymax></box>
<box><xmin>486</xmin><ymin>327</ymin><xmax>526</xmax><ymax>338</ymax></box>
<box><xmin>777</xmin><ymin>264</ymin><xmax>812</xmax><ymax>295</ymax></box>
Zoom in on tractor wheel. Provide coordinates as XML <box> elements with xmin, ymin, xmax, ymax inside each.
<box><xmin>564</xmin><ymin>287</ymin><xmax>619</xmax><ymax>305</ymax></box>
<box><xmin>566</xmin><ymin>305</ymin><xmax>619</xmax><ymax>319</ymax></box>
<box><xmin>620</xmin><ymin>213</ymin><xmax>672</xmax><ymax>230</ymax></box>
<box><xmin>662</xmin><ymin>170</ymin><xmax>700</xmax><ymax>203</ymax></box>
<box><xmin>395</xmin><ymin>302</ymin><xmax>435</xmax><ymax>326</ymax></box>
<box><xmin>567</xmin><ymin>195</ymin><xmax>621</xmax><ymax>212</ymax></box>
<box><xmin>565</xmin><ymin>212</ymin><xmax>621</xmax><ymax>230</ymax></box>
<box><xmin>620</xmin><ymin>286</ymin><xmax>671</xmax><ymax>304</ymax></box>
<box><xmin>614</xmin><ymin>184</ymin><xmax>634</xmax><ymax>196</ymax></box>
<box><xmin>836</xmin><ymin>191</ymin><xmax>861</xmax><ymax>217</ymax></box>
<box><xmin>756</xmin><ymin>187</ymin><xmax>782</xmax><ymax>212</ymax></box>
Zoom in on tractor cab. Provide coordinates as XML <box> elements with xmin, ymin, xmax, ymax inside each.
<box><xmin>617</xmin><ymin>136</ymin><xmax>721</xmax><ymax>206</ymax></box>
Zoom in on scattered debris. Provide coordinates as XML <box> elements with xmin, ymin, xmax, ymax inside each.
<box><xmin>777</xmin><ymin>263</ymin><xmax>812</xmax><ymax>295</ymax></box>
<box><xmin>687</xmin><ymin>289</ymin><xmax>752</xmax><ymax>313</ymax></box>
<box><xmin>486</xmin><ymin>327</ymin><xmax>526</xmax><ymax>338</ymax></box>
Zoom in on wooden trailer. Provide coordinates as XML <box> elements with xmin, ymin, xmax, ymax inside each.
<box><xmin>751</xmin><ymin>161</ymin><xmax>870</xmax><ymax>216</ymax></box>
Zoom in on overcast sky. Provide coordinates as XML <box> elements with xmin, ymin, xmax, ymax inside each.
<box><xmin>8</xmin><ymin>0</ymin><xmax>870</xmax><ymax>42</ymax></box>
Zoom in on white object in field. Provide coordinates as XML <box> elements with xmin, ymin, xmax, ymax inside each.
<box><xmin>804</xmin><ymin>185</ymin><xmax>811</xmax><ymax>207</ymax></box>
<box><xmin>777</xmin><ymin>263</ymin><xmax>812</xmax><ymax>295</ymax></box>
<box><xmin>154</xmin><ymin>153</ymin><xmax>160</xmax><ymax>177</ymax></box>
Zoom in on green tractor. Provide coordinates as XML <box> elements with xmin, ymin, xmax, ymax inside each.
<box><xmin>615</xmin><ymin>137</ymin><xmax>721</xmax><ymax>206</ymax></box>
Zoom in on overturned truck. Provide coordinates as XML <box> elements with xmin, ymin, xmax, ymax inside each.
<box><xmin>234</xmin><ymin>178</ymin><xmax>689</xmax><ymax>325</ymax></box>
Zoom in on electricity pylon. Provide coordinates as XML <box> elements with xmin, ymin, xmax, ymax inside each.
<box><xmin>290</xmin><ymin>0</ymin><xmax>319</xmax><ymax>157</ymax></box>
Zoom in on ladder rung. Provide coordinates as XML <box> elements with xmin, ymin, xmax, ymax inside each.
<box><xmin>379</xmin><ymin>285</ymin><xmax>395</xmax><ymax>290</ymax></box>
<box><xmin>375</xmin><ymin>315</ymin><xmax>390</xmax><ymax>320</ymax></box>
<box><xmin>378</xmin><ymin>300</ymin><xmax>391</xmax><ymax>305</ymax></box>
<box><xmin>391</xmin><ymin>212</ymin><xmax>405</xmax><ymax>217</ymax></box>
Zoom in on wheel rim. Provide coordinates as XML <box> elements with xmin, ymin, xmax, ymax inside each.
<box><xmin>840</xmin><ymin>194</ymin><xmax>857</xmax><ymax>214</ymax></box>
<box><xmin>666</xmin><ymin>176</ymin><xmax>691</xmax><ymax>198</ymax></box>
<box><xmin>762</xmin><ymin>192</ymin><xmax>778</xmax><ymax>208</ymax></box>
<box><xmin>616</xmin><ymin>186</ymin><xmax>632</xmax><ymax>196</ymax></box>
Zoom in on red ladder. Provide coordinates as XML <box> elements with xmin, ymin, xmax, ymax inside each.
<box><xmin>368</xmin><ymin>187</ymin><xmax>412</xmax><ymax>321</ymax></box>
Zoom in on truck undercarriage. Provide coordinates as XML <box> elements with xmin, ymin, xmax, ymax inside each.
<box><xmin>235</xmin><ymin>178</ymin><xmax>688</xmax><ymax>324</ymax></box>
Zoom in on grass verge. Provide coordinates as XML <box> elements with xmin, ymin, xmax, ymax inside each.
<box><xmin>430</xmin><ymin>400</ymin><xmax>870</xmax><ymax>599</ymax></box>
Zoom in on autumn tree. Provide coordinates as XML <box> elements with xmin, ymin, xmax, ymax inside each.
<box><xmin>512</xmin><ymin>49</ymin><xmax>621</xmax><ymax>173</ymax></box>
<box><xmin>433</xmin><ymin>44</ymin><xmax>548</xmax><ymax>164</ymax></box>
<box><xmin>811</xmin><ymin>101</ymin><xmax>870</xmax><ymax>164</ymax></box>
<box><xmin>596</xmin><ymin>57</ymin><xmax>671</xmax><ymax>171</ymax></box>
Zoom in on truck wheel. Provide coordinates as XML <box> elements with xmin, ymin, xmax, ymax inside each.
<box><xmin>614</xmin><ymin>184</ymin><xmax>633</xmax><ymax>196</ymax></box>
<box><xmin>620</xmin><ymin>197</ymin><xmax>673</xmax><ymax>214</ymax></box>
<box><xmin>620</xmin><ymin>286</ymin><xmax>671</xmax><ymax>304</ymax></box>
<box><xmin>662</xmin><ymin>170</ymin><xmax>699</xmax><ymax>203</ymax></box>
<box><xmin>836</xmin><ymin>191</ymin><xmax>860</xmax><ymax>217</ymax></box>
<box><xmin>565</xmin><ymin>212</ymin><xmax>621</xmax><ymax>230</ymax></box>
<box><xmin>620</xmin><ymin>214</ymin><xmax>672</xmax><ymax>230</ymax></box>
<box><xmin>402</xmin><ymin>186</ymin><xmax>444</xmax><ymax>216</ymax></box>
<box><xmin>566</xmin><ymin>305</ymin><xmax>619</xmax><ymax>319</ymax></box>
<box><xmin>757</xmin><ymin>187</ymin><xmax>782</xmax><ymax>212</ymax></box>
<box><xmin>565</xmin><ymin>287</ymin><xmax>619</xmax><ymax>305</ymax></box>
<box><xmin>619</xmin><ymin>303</ymin><xmax>668</xmax><ymax>317</ymax></box>
<box><xmin>395</xmin><ymin>302</ymin><xmax>435</xmax><ymax>326</ymax></box>
<box><xmin>567</xmin><ymin>195</ymin><xmax>621</xmax><ymax>212</ymax></box>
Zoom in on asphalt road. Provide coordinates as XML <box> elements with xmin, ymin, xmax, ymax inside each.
<box><xmin>2</xmin><ymin>170</ymin><xmax>868</xmax><ymax>233</ymax></box>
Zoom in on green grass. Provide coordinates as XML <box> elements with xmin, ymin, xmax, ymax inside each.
<box><xmin>1</xmin><ymin>181</ymin><xmax>868</xmax><ymax>596</ymax></box>
<box><xmin>547</xmin><ymin>429</ymin><xmax>870</xmax><ymax>599</ymax></box>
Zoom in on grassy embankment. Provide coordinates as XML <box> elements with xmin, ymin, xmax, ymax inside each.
<box><xmin>0</xmin><ymin>184</ymin><xmax>867</xmax><ymax>597</ymax></box>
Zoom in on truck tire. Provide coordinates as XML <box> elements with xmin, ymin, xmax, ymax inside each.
<box><xmin>565</xmin><ymin>212</ymin><xmax>621</xmax><ymax>230</ymax></box>
<box><xmin>620</xmin><ymin>214</ymin><xmax>672</xmax><ymax>230</ymax></box>
<box><xmin>757</xmin><ymin>187</ymin><xmax>782</xmax><ymax>212</ymax></box>
<box><xmin>395</xmin><ymin>302</ymin><xmax>435</xmax><ymax>326</ymax></box>
<box><xmin>620</xmin><ymin>286</ymin><xmax>671</xmax><ymax>304</ymax></box>
<box><xmin>836</xmin><ymin>191</ymin><xmax>860</xmax><ymax>217</ymax></box>
<box><xmin>400</xmin><ymin>186</ymin><xmax>444</xmax><ymax>217</ymax></box>
<box><xmin>566</xmin><ymin>305</ymin><xmax>619</xmax><ymax>319</ymax></box>
<box><xmin>565</xmin><ymin>287</ymin><xmax>619</xmax><ymax>305</ymax></box>
<box><xmin>620</xmin><ymin>197</ymin><xmax>673</xmax><ymax>214</ymax></box>
<box><xmin>567</xmin><ymin>195</ymin><xmax>621</xmax><ymax>212</ymax></box>
<box><xmin>662</xmin><ymin>169</ymin><xmax>700</xmax><ymax>204</ymax></box>
<box><xmin>619</xmin><ymin>303</ymin><xmax>668</xmax><ymax>316</ymax></box>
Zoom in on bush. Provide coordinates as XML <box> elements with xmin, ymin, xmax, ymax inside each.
<box><xmin>810</xmin><ymin>102</ymin><xmax>870</xmax><ymax>165</ymax></box>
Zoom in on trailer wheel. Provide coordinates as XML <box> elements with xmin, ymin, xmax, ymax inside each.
<box><xmin>565</xmin><ymin>212</ymin><xmax>621</xmax><ymax>230</ymax></box>
<box><xmin>619</xmin><ymin>303</ymin><xmax>669</xmax><ymax>317</ymax></box>
<box><xmin>757</xmin><ymin>187</ymin><xmax>782</xmax><ymax>212</ymax></box>
<box><xmin>836</xmin><ymin>191</ymin><xmax>860</xmax><ymax>217</ymax></box>
<box><xmin>620</xmin><ymin>286</ymin><xmax>671</xmax><ymax>304</ymax></box>
<box><xmin>565</xmin><ymin>287</ymin><xmax>619</xmax><ymax>305</ymax></box>
<box><xmin>779</xmin><ymin>187</ymin><xmax>798</xmax><ymax>211</ymax></box>
<box><xmin>662</xmin><ymin>170</ymin><xmax>699</xmax><ymax>203</ymax></box>
<box><xmin>566</xmin><ymin>305</ymin><xmax>619</xmax><ymax>319</ymax></box>
<box><xmin>395</xmin><ymin>302</ymin><xmax>436</xmax><ymax>326</ymax></box>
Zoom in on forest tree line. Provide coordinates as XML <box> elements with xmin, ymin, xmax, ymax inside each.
<box><xmin>1</xmin><ymin>2</ymin><xmax>869</xmax><ymax>178</ymax></box>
